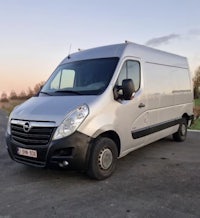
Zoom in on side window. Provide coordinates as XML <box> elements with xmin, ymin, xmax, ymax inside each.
<box><xmin>117</xmin><ymin>60</ymin><xmax>140</xmax><ymax>91</ymax></box>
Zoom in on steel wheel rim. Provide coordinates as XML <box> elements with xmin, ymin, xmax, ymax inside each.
<box><xmin>181</xmin><ymin>123</ymin><xmax>186</xmax><ymax>136</ymax></box>
<box><xmin>98</xmin><ymin>148</ymin><xmax>113</xmax><ymax>170</ymax></box>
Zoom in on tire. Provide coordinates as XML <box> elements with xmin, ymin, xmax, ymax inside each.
<box><xmin>173</xmin><ymin>118</ymin><xmax>187</xmax><ymax>142</ymax></box>
<box><xmin>87</xmin><ymin>137</ymin><xmax>118</xmax><ymax>180</ymax></box>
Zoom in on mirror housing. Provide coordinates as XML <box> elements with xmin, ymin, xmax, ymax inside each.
<box><xmin>122</xmin><ymin>79</ymin><xmax>135</xmax><ymax>100</ymax></box>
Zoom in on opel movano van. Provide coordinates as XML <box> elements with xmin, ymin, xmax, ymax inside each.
<box><xmin>6</xmin><ymin>42</ymin><xmax>194</xmax><ymax>180</ymax></box>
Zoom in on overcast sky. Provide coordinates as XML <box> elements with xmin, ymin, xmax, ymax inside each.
<box><xmin>1</xmin><ymin>0</ymin><xmax>200</xmax><ymax>95</ymax></box>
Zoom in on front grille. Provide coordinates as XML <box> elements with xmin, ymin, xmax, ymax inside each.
<box><xmin>11</xmin><ymin>123</ymin><xmax>55</xmax><ymax>146</ymax></box>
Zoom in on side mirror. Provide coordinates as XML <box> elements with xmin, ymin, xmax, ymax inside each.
<box><xmin>122</xmin><ymin>79</ymin><xmax>135</xmax><ymax>100</ymax></box>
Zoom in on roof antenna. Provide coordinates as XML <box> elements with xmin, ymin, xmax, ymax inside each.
<box><xmin>67</xmin><ymin>44</ymin><xmax>72</xmax><ymax>59</ymax></box>
<box><xmin>125</xmin><ymin>40</ymin><xmax>132</xmax><ymax>43</ymax></box>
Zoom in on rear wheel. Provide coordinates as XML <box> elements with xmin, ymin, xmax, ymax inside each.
<box><xmin>173</xmin><ymin>118</ymin><xmax>187</xmax><ymax>142</ymax></box>
<box><xmin>87</xmin><ymin>137</ymin><xmax>118</xmax><ymax>180</ymax></box>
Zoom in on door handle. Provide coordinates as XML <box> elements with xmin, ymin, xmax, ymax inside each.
<box><xmin>138</xmin><ymin>103</ymin><xmax>145</xmax><ymax>108</ymax></box>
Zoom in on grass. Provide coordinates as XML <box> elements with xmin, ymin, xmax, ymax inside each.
<box><xmin>189</xmin><ymin>98</ymin><xmax>200</xmax><ymax>130</ymax></box>
<box><xmin>190</xmin><ymin>119</ymin><xmax>200</xmax><ymax>130</ymax></box>
<box><xmin>195</xmin><ymin>98</ymin><xmax>200</xmax><ymax>106</ymax></box>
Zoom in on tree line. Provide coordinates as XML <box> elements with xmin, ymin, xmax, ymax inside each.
<box><xmin>193</xmin><ymin>66</ymin><xmax>200</xmax><ymax>99</ymax></box>
<box><xmin>0</xmin><ymin>81</ymin><xmax>44</xmax><ymax>102</ymax></box>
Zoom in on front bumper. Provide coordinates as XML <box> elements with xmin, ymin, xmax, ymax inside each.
<box><xmin>6</xmin><ymin>131</ymin><xmax>92</xmax><ymax>170</ymax></box>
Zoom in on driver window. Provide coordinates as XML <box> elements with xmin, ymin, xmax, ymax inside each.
<box><xmin>117</xmin><ymin>60</ymin><xmax>140</xmax><ymax>91</ymax></box>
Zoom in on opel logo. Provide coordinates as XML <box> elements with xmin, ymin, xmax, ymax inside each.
<box><xmin>23</xmin><ymin>122</ymin><xmax>31</xmax><ymax>133</ymax></box>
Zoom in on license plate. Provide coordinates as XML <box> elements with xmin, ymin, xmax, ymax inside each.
<box><xmin>17</xmin><ymin>147</ymin><xmax>37</xmax><ymax>158</ymax></box>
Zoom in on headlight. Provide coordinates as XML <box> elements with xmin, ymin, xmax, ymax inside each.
<box><xmin>7</xmin><ymin>106</ymin><xmax>19</xmax><ymax>135</ymax></box>
<box><xmin>53</xmin><ymin>104</ymin><xmax>89</xmax><ymax>140</ymax></box>
<box><xmin>7</xmin><ymin>120</ymin><xmax>11</xmax><ymax>135</ymax></box>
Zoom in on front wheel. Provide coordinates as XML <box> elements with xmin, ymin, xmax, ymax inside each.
<box><xmin>173</xmin><ymin>118</ymin><xmax>187</xmax><ymax>142</ymax></box>
<box><xmin>87</xmin><ymin>137</ymin><xmax>118</xmax><ymax>180</ymax></box>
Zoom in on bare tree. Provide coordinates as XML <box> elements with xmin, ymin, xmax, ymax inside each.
<box><xmin>34</xmin><ymin>81</ymin><xmax>45</xmax><ymax>95</ymax></box>
<box><xmin>9</xmin><ymin>90</ymin><xmax>18</xmax><ymax>100</ymax></box>
<box><xmin>193</xmin><ymin>66</ymin><xmax>200</xmax><ymax>99</ymax></box>
<box><xmin>1</xmin><ymin>92</ymin><xmax>9</xmax><ymax>102</ymax></box>
<box><xmin>27</xmin><ymin>87</ymin><xmax>34</xmax><ymax>98</ymax></box>
<box><xmin>18</xmin><ymin>90</ymin><xmax>27</xmax><ymax>100</ymax></box>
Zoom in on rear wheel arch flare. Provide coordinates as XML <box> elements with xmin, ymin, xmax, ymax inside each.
<box><xmin>182</xmin><ymin>113</ymin><xmax>190</xmax><ymax>125</ymax></box>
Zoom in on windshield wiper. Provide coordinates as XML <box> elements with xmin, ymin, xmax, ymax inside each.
<box><xmin>55</xmin><ymin>90</ymin><xmax>83</xmax><ymax>95</ymax></box>
<box><xmin>40</xmin><ymin>91</ymin><xmax>52</xmax><ymax>96</ymax></box>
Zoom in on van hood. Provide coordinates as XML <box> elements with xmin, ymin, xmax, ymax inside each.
<box><xmin>11</xmin><ymin>96</ymin><xmax>96</xmax><ymax>126</ymax></box>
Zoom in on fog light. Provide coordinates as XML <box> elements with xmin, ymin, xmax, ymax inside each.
<box><xmin>59</xmin><ymin>160</ymin><xmax>69</xmax><ymax>168</ymax></box>
<box><xmin>63</xmin><ymin>160</ymin><xmax>69</xmax><ymax>166</ymax></box>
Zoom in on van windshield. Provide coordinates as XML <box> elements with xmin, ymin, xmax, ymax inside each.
<box><xmin>41</xmin><ymin>57</ymin><xmax>119</xmax><ymax>96</ymax></box>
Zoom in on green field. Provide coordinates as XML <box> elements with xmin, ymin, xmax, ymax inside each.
<box><xmin>195</xmin><ymin>98</ymin><xmax>200</xmax><ymax>106</ymax></box>
<box><xmin>190</xmin><ymin>120</ymin><xmax>200</xmax><ymax>130</ymax></box>
<box><xmin>190</xmin><ymin>99</ymin><xmax>200</xmax><ymax>130</ymax></box>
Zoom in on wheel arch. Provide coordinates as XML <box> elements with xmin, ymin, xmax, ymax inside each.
<box><xmin>95</xmin><ymin>131</ymin><xmax>121</xmax><ymax>157</ymax></box>
<box><xmin>182</xmin><ymin>113</ymin><xmax>190</xmax><ymax>125</ymax></box>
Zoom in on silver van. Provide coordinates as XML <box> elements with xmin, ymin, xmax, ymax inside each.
<box><xmin>6</xmin><ymin>42</ymin><xmax>194</xmax><ymax>180</ymax></box>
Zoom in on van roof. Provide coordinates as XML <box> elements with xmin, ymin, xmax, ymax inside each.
<box><xmin>60</xmin><ymin>42</ymin><xmax>188</xmax><ymax>69</ymax></box>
